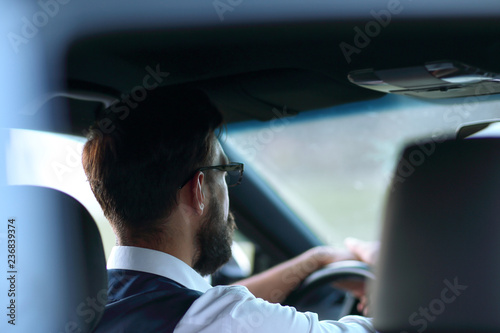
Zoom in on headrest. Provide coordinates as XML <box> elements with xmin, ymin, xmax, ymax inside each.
<box><xmin>373</xmin><ymin>138</ymin><xmax>500</xmax><ymax>333</ymax></box>
<box><xmin>0</xmin><ymin>185</ymin><xmax>107</xmax><ymax>332</ymax></box>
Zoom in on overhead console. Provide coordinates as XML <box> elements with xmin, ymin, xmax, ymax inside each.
<box><xmin>348</xmin><ymin>61</ymin><xmax>500</xmax><ymax>99</ymax></box>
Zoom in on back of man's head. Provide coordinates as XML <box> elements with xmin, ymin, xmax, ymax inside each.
<box><xmin>82</xmin><ymin>87</ymin><xmax>223</xmax><ymax>245</ymax></box>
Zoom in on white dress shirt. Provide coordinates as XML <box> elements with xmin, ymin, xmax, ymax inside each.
<box><xmin>107</xmin><ymin>246</ymin><xmax>376</xmax><ymax>333</ymax></box>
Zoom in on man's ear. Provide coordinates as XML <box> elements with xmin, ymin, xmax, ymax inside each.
<box><xmin>191</xmin><ymin>171</ymin><xmax>205</xmax><ymax>215</ymax></box>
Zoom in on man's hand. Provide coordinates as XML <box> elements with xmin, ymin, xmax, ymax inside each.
<box><xmin>233</xmin><ymin>245</ymin><xmax>359</xmax><ymax>303</ymax></box>
<box><xmin>342</xmin><ymin>237</ymin><xmax>379</xmax><ymax>316</ymax></box>
<box><xmin>344</xmin><ymin>237</ymin><xmax>380</xmax><ymax>266</ymax></box>
<box><xmin>302</xmin><ymin>245</ymin><xmax>357</xmax><ymax>268</ymax></box>
<box><xmin>233</xmin><ymin>239</ymin><xmax>379</xmax><ymax>305</ymax></box>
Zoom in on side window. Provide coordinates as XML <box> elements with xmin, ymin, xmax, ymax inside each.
<box><xmin>5</xmin><ymin>129</ymin><xmax>115</xmax><ymax>258</ymax></box>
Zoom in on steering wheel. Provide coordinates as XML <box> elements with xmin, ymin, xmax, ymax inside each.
<box><xmin>284</xmin><ymin>260</ymin><xmax>375</xmax><ymax>320</ymax></box>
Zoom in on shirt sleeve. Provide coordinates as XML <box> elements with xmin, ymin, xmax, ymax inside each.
<box><xmin>174</xmin><ymin>285</ymin><xmax>376</xmax><ymax>333</ymax></box>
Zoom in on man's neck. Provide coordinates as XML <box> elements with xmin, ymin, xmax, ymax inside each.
<box><xmin>118</xmin><ymin>216</ymin><xmax>198</xmax><ymax>270</ymax></box>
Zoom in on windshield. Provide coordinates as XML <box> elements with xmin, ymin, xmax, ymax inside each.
<box><xmin>225</xmin><ymin>94</ymin><xmax>500</xmax><ymax>246</ymax></box>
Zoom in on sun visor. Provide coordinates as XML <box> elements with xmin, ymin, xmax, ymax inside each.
<box><xmin>199</xmin><ymin>69</ymin><xmax>382</xmax><ymax>123</ymax></box>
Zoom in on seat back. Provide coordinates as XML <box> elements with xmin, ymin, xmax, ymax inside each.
<box><xmin>0</xmin><ymin>185</ymin><xmax>107</xmax><ymax>332</ymax></box>
<box><xmin>373</xmin><ymin>138</ymin><xmax>500</xmax><ymax>333</ymax></box>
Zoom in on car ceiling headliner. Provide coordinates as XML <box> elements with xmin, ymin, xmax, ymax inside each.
<box><xmin>15</xmin><ymin>0</ymin><xmax>500</xmax><ymax>136</ymax></box>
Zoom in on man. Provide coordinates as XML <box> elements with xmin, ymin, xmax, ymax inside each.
<box><xmin>83</xmin><ymin>88</ymin><xmax>377</xmax><ymax>332</ymax></box>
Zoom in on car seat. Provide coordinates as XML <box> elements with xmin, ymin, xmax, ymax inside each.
<box><xmin>372</xmin><ymin>138</ymin><xmax>500</xmax><ymax>332</ymax></box>
<box><xmin>0</xmin><ymin>185</ymin><xmax>107</xmax><ymax>332</ymax></box>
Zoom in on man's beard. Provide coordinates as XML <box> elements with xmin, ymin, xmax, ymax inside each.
<box><xmin>192</xmin><ymin>198</ymin><xmax>236</xmax><ymax>276</ymax></box>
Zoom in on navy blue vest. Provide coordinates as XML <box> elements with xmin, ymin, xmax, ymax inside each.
<box><xmin>93</xmin><ymin>269</ymin><xmax>203</xmax><ymax>333</ymax></box>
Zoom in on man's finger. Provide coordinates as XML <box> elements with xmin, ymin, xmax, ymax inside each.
<box><xmin>344</xmin><ymin>238</ymin><xmax>380</xmax><ymax>266</ymax></box>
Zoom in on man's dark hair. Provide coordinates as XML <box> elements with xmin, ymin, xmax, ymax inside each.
<box><xmin>82</xmin><ymin>88</ymin><xmax>223</xmax><ymax>245</ymax></box>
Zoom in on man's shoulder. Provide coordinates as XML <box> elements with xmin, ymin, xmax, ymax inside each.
<box><xmin>107</xmin><ymin>269</ymin><xmax>203</xmax><ymax>302</ymax></box>
<box><xmin>94</xmin><ymin>269</ymin><xmax>204</xmax><ymax>333</ymax></box>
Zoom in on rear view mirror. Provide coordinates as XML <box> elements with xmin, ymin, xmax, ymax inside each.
<box><xmin>349</xmin><ymin>61</ymin><xmax>500</xmax><ymax>99</ymax></box>
<box><xmin>457</xmin><ymin>120</ymin><xmax>500</xmax><ymax>139</ymax></box>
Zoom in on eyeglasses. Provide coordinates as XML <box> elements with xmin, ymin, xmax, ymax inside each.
<box><xmin>178</xmin><ymin>162</ymin><xmax>244</xmax><ymax>189</ymax></box>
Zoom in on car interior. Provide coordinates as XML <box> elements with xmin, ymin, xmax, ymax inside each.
<box><xmin>2</xmin><ymin>0</ymin><xmax>500</xmax><ymax>332</ymax></box>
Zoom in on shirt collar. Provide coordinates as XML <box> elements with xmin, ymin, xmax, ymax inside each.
<box><xmin>107</xmin><ymin>246</ymin><xmax>212</xmax><ymax>293</ymax></box>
